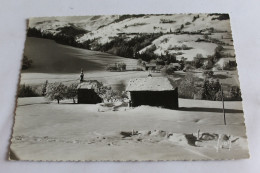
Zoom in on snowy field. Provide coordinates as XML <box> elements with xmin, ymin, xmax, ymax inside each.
<box><xmin>10</xmin><ymin>97</ymin><xmax>249</xmax><ymax>161</ymax></box>
<box><xmin>139</xmin><ymin>34</ymin><xmax>218</xmax><ymax>61</ymax></box>
<box><xmin>12</xmin><ymin>19</ymin><xmax>248</xmax><ymax>161</ymax></box>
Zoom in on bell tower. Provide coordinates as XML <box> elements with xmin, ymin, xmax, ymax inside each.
<box><xmin>80</xmin><ymin>68</ymin><xmax>84</xmax><ymax>82</ymax></box>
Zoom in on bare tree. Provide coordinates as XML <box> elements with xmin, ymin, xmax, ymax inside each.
<box><xmin>46</xmin><ymin>82</ymin><xmax>67</xmax><ymax>104</ymax></box>
<box><xmin>65</xmin><ymin>83</ymin><xmax>78</xmax><ymax>103</ymax></box>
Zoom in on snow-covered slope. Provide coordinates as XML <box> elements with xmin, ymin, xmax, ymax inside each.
<box><xmin>29</xmin><ymin>15</ymin><xmax>119</xmax><ymax>35</ymax></box>
<box><xmin>139</xmin><ymin>34</ymin><xmax>218</xmax><ymax>61</ymax></box>
<box><xmin>77</xmin><ymin>14</ymin><xmax>232</xmax><ymax>44</ymax></box>
<box><xmin>28</xmin><ymin>14</ymin><xmax>234</xmax><ymax>62</ymax></box>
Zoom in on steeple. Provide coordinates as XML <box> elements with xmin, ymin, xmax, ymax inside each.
<box><xmin>80</xmin><ymin>68</ymin><xmax>84</xmax><ymax>82</ymax></box>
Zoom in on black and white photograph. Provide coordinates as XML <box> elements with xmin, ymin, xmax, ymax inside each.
<box><xmin>10</xmin><ymin>14</ymin><xmax>249</xmax><ymax>161</ymax></box>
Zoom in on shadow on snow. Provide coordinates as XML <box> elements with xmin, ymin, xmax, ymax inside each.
<box><xmin>179</xmin><ymin>107</ymin><xmax>243</xmax><ymax>113</ymax></box>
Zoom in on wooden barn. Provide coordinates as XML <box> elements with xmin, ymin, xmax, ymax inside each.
<box><xmin>77</xmin><ymin>80</ymin><xmax>102</xmax><ymax>104</ymax></box>
<box><xmin>126</xmin><ymin>77</ymin><xmax>178</xmax><ymax>109</ymax></box>
<box><xmin>144</xmin><ymin>62</ymin><xmax>157</xmax><ymax>71</ymax></box>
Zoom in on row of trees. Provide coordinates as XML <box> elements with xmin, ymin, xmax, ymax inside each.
<box><xmin>18</xmin><ymin>80</ymin><xmax>129</xmax><ymax>104</ymax></box>
<box><xmin>46</xmin><ymin>82</ymin><xmax>128</xmax><ymax>104</ymax></box>
<box><xmin>18</xmin><ymin>82</ymin><xmax>78</xmax><ymax>104</ymax></box>
<box><xmin>44</xmin><ymin>82</ymin><xmax>78</xmax><ymax>104</ymax></box>
<box><xmin>18</xmin><ymin>81</ymin><xmax>77</xmax><ymax>103</ymax></box>
<box><xmin>177</xmin><ymin>73</ymin><xmax>242</xmax><ymax>101</ymax></box>
<box><xmin>19</xmin><ymin>78</ymin><xmax>241</xmax><ymax>103</ymax></box>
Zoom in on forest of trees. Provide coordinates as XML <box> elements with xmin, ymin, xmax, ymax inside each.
<box><xmin>27</xmin><ymin>26</ymin><xmax>88</xmax><ymax>48</ymax></box>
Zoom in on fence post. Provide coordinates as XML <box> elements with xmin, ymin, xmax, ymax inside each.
<box><xmin>221</xmin><ymin>84</ymin><xmax>226</xmax><ymax>125</ymax></box>
<box><xmin>216</xmin><ymin>134</ymin><xmax>221</xmax><ymax>152</ymax></box>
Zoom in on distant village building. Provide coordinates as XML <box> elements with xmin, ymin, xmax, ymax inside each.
<box><xmin>126</xmin><ymin>77</ymin><xmax>178</xmax><ymax>109</ymax></box>
<box><xmin>77</xmin><ymin>80</ymin><xmax>102</xmax><ymax>104</ymax></box>
<box><xmin>215</xmin><ymin>58</ymin><xmax>237</xmax><ymax>70</ymax></box>
<box><xmin>144</xmin><ymin>62</ymin><xmax>157</xmax><ymax>71</ymax></box>
<box><xmin>169</xmin><ymin>63</ymin><xmax>181</xmax><ymax>70</ymax></box>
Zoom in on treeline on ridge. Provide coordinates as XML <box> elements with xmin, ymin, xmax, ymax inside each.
<box><xmin>27</xmin><ymin>28</ymin><xmax>175</xmax><ymax>63</ymax></box>
<box><xmin>27</xmin><ymin>26</ymin><xmax>88</xmax><ymax>47</ymax></box>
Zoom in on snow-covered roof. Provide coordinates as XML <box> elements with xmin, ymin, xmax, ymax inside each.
<box><xmin>77</xmin><ymin>80</ymin><xmax>102</xmax><ymax>89</ymax></box>
<box><xmin>169</xmin><ymin>63</ymin><xmax>181</xmax><ymax>67</ymax></box>
<box><xmin>145</xmin><ymin>63</ymin><xmax>157</xmax><ymax>67</ymax></box>
<box><xmin>126</xmin><ymin>77</ymin><xmax>176</xmax><ymax>91</ymax></box>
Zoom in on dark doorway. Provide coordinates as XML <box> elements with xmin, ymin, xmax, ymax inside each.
<box><xmin>77</xmin><ymin>89</ymin><xmax>102</xmax><ymax>104</ymax></box>
<box><xmin>130</xmin><ymin>89</ymin><xmax>178</xmax><ymax>109</ymax></box>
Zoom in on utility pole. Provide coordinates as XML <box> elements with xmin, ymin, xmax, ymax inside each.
<box><xmin>221</xmin><ymin>84</ymin><xmax>226</xmax><ymax>125</ymax></box>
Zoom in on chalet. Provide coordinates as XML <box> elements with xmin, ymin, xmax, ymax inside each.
<box><xmin>169</xmin><ymin>63</ymin><xmax>181</xmax><ymax>70</ymax></box>
<box><xmin>144</xmin><ymin>62</ymin><xmax>157</xmax><ymax>71</ymax></box>
<box><xmin>77</xmin><ymin>80</ymin><xmax>102</xmax><ymax>104</ymax></box>
<box><xmin>126</xmin><ymin>77</ymin><xmax>178</xmax><ymax>109</ymax></box>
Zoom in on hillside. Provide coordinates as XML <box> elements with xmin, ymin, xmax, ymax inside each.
<box><xmin>22</xmin><ymin>15</ymin><xmax>241</xmax><ymax>102</ymax></box>
<box><xmin>77</xmin><ymin>14</ymin><xmax>232</xmax><ymax>44</ymax></box>
<box><xmin>21</xmin><ymin>37</ymin><xmax>145</xmax><ymax>90</ymax></box>
<box><xmin>28</xmin><ymin>14</ymin><xmax>235</xmax><ymax>63</ymax></box>
<box><xmin>29</xmin><ymin>15</ymin><xmax>119</xmax><ymax>35</ymax></box>
<box><xmin>23</xmin><ymin>37</ymin><xmax>138</xmax><ymax>74</ymax></box>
